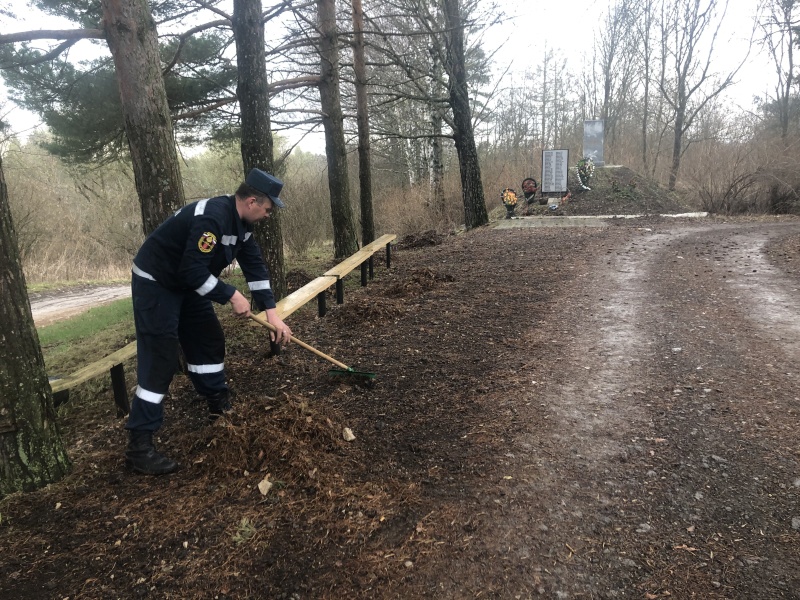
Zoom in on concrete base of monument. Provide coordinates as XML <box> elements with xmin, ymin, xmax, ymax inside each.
<box><xmin>494</xmin><ymin>212</ymin><xmax>709</xmax><ymax>228</ymax></box>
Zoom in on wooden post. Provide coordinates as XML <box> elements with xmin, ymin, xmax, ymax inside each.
<box><xmin>336</xmin><ymin>279</ymin><xmax>344</xmax><ymax>304</ymax></box>
<box><xmin>110</xmin><ymin>363</ymin><xmax>130</xmax><ymax>416</ymax></box>
<box><xmin>317</xmin><ymin>290</ymin><xmax>327</xmax><ymax>317</ymax></box>
<box><xmin>386</xmin><ymin>242</ymin><xmax>392</xmax><ymax>268</ymax></box>
<box><xmin>360</xmin><ymin>262</ymin><xmax>367</xmax><ymax>286</ymax></box>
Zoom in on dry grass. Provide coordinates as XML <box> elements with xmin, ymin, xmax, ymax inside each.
<box><xmin>23</xmin><ymin>252</ymin><xmax>132</xmax><ymax>284</ymax></box>
<box><xmin>8</xmin><ymin>126</ymin><xmax>800</xmax><ymax>287</ymax></box>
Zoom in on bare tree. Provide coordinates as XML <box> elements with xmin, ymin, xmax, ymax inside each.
<box><xmin>759</xmin><ymin>0</ymin><xmax>798</xmax><ymax>139</ymax></box>
<box><xmin>317</xmin><ymin>0</ymin><xmax>359</xmax><ymax>258</ymax></box>
<box><xmin>540</xmin><ymin>46</ymin><xmax>552</xmax><ymax>149</ymax></box>
<box><xmin>594</xmin><ymin>0</ymin><xmax>640</xmax><ymax>159</ymax></box>
<box><xmin>658</xmin><ymin>0</ymin><xmax>748</xmax><ymax>190</ymax></box>
<box><xmin>351</xmin><ymin>0</ymin><xmax>375</xmax><ymax>244</ymax></box>
<box><xmin>353</xmin><ymin>0</ymin><xmax>495</xmax><ymax>226</ymax></box>
<box><xmin>635</xmin><ymin>0</ymin><xmax>656</xmax><ymax>172</ymax></box>
<box><xmin>492</xmin><ymin>69</ymin><xmax>541</xmax><ymax>161</ymax></box>
<box><xmin>428</xmin><ymin>42</ymin><xmax>447</xmax><ymax>209</ymax></box>
<box><xmin>534</xmin><ymin>48</ymin><xmax>572</xmax><ymax>149</ymax></box>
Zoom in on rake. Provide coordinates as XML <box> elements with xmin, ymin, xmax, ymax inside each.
<box><xmin>248</xmin><ymin>313</ymin><xmax>376</xmax><ymax>382</ymax></box>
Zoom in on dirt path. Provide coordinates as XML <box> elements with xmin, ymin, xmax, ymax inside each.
<box><xmin>407</xmin><ymin>219</ymin><xmax>800</xmax><ymax>598</ymax></box>
<box><xmin>29</xmin><ymin>284</ymin><xmax>130</xmax><ymax>326</ymax></box>
<box><xmin>3</xmin><ymin>218</ymin><xmax>800</xmax><ymax>600</ymax></box>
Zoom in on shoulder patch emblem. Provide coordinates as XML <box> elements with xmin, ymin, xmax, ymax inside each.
<box><xmin>198</xmin><ymin>232</ymin><xmax>217</xmax><ymax>253</ymax></box>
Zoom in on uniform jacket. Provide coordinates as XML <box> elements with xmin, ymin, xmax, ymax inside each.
<box><xmin>132</xmin><ymin>195</ymin><xmax>276</xmax><ymax>310</ymax></box>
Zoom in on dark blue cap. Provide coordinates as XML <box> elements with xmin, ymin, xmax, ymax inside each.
<box><xmin>245</xmin><ymin>168</ymin><xmax>285</xmax><ymax>208</ymax></box>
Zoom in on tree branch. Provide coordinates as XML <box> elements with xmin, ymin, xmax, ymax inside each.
<box><xmin>0</xmin><ymin>29</ymin><xmax>104</xmax><ymax>44</ymax></box>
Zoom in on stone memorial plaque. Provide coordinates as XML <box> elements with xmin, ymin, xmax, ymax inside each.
<box><xmin>541</xmin><ymin>149</ymin><xmax>569</xmax><ymax>194</ymax></box>
<box><xmin>583</xmin><ymin>119</ymin><xmax>605</xmax><ymax>166</ymax></box>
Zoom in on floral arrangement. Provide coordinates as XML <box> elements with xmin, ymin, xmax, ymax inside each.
<box><xmin>501</xmin><ymin>188</ymin><xmax>518</xmax><ymax>207</ymax></box>
<box><xmin>501</xmin><ymin>188</ymin><xmax>518</xmax><ymax>218</ymax></box>
<box><xmin>575</xmin><ymin>157</ymin><xmax>595</xmax><ymax>190</ymax></box>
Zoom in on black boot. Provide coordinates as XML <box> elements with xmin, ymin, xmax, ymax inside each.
<box><xmin>207</xmin><ymin>390</ymin><xmax>233</xmax><ymax>421</ymax></box>
<box><xmin>125</xmin><ymin>430</ymin><xmax>178</xmax><ymax>475</ymax></box>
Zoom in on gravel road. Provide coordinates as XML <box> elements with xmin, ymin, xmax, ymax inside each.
<box><xmin>29</xmin><ymin>284</ymin><xmax>131</xmax><ymax>326</ymax></box>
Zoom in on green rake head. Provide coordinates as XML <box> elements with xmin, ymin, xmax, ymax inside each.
<box><xmin>328</xmin><ymin>367</ymin><xmax>376</xmax><ymax>386</ymax></box>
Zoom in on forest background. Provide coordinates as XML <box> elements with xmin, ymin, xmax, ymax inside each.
<box><xmin>1</xmin><ymin>0</ymin><xmax>799</xmax><ymax>286</ymax></box>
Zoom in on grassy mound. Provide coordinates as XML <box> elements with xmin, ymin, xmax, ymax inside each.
<box><xmin>516</xmin><ymin>165</ymin><xmax>698</xmax><ymax>217</ymax></box>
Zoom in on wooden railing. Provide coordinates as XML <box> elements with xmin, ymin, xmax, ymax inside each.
<box><xmin>254</xmin><ymin>233</ymin><xmax>397</xmax><ymax>320</ymax></box>
<box><xmin>48</xmin><ymin>234</ymin><xmax>396</xmax><ymax>415</ymax></box>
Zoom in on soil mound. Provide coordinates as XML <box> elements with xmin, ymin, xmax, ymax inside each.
<box><xmin>512</xmin><ymin>164</ymin><xmax>696</xmax><ymax>217</ymax></box>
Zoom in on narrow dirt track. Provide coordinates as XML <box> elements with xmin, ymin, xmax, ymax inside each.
<box><xmin>29</xmin><ymin>284</ymin><xmax>131</xmax><ymax>326</ymax></box>
<box><xmin>400</xmin><ymin>219</ymin><xmax>800</xmax><ymax>599</ymax></box>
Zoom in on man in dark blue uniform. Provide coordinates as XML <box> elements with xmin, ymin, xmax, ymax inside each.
<box><xmin>125</xmin><ymin>168</ymin><xmax>293</xmax><ymax>475</ymax></box>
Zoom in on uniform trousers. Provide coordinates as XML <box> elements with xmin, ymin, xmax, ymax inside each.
<box><xmin>125</xmin><ymin>273</ymin><xmax>227</xmax><ymax>432</ymax></box>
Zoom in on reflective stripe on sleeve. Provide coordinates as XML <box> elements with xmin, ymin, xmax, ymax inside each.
<box><xmin>194</xmin><ymin>199</ymin><xmax>208</xmax><ymax>216</ymax></box>
<box><xmin>136</xmin><ymin>386</ymin><xmax>165</xmax><ymax>404</ymax></box>
<box><xmin>248</xmin><ymin>280</ymin><xmax>271</xmax><ymax>291</ymax></box>
<box><xmin>187</xmin><ymin>362</ymin><xmax>225</xmax><ymax>374</ymax></box>
<box><xmin>132</xmin><ymin>263</ymin><xmax>156</xmax><ymax>281</ymax></box>
<box><xmin>221</xmin><ymin>235</ymin><xmax>237</xmax><ymax>246</ymax></box>
<box><xmin>195</xmin><ymin>274</ymin><xmax>219</xmax><ymax>296</ymax></box>
<box><xmin>244</xmin><ymin>232</ymin><xmax>252</xmax><ymax>241</ymax></box>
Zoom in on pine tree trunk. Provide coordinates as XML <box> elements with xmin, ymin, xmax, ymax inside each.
<box><xmin>318</xmin><ymin>0</ymin><xmax>359</xmax><ymax>258</ymax></box>
<box><xmin>351</xmin><ymin>0</ymin><xmax>375</xmax><ymax>245</ymax></box>
<box><xmin>233</xmin><ymin>0</ymin><xmax>287</xmax><ymax>300</ymax></box>
<box><xmin>0</xmin><ymin>154</ymin><xmax>71</xmax><ymax>499</ymax></box>
<box><xmin>101</xmin><ymin>0</ymin><xmax>185</xmax><ymax>236</ymax></box>
<box><xmin>442</xmin><ymin>0</ymin><xmax>487</xmax><ymax>230</ymax></box>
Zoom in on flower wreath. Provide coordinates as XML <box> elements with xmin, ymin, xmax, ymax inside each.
<box><xmin>501</xmin><ymin>188</ymin><xmax>518</xmax><ymax>207</ymax></box>
<box><xmin>575</xmin><ymin>157</ymin><xmax>595</xmax><ymax>190</ymax></box>
<box><xmin>521</xmin><ymin>177</ymin><xmax>538</xmax><ymax>204</ymax></box>
<box><xmin>521</xmin><ymin>177</ymin><xmax>538</xmax><ymax>193</ymax></box>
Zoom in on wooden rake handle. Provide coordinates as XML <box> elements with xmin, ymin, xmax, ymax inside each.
<box><xmin>248</xmin><ymin>313</ymin><xmax>351</xmax><ymax>371</ymax></box>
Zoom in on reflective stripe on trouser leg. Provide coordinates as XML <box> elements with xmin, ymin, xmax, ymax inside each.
<box><xmin>126</xmin><ymin>391</ymin><xmax>167</xmax><ymax>433</ymax></box>
<box><xmin>178</xmin><ymin>292</ymin><xmax>227</xmax><ymax>397</ymax></box>
<box><xmin>125</xmin><ymin>275</ymin><xmax>182</xmax><ymax>432</ymax></box>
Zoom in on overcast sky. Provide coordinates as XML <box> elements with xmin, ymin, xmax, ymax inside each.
<box><xmin>493</xmin><ymin>0</ymin><xmax>769</xmax><ymax>108</ymax></box>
